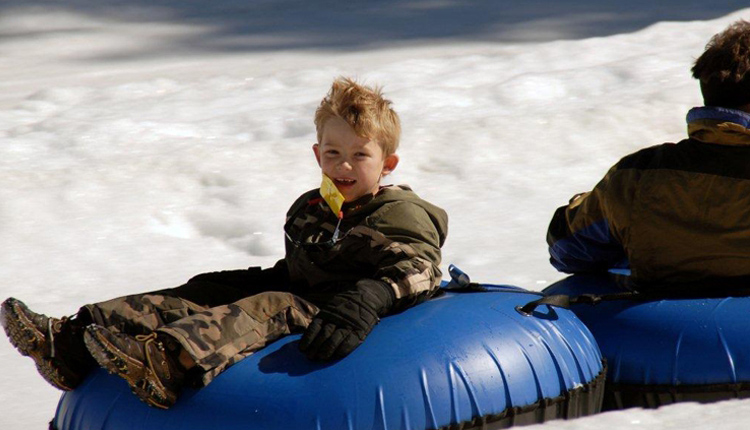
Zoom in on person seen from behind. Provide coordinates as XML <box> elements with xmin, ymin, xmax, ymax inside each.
<box><xmin>547</xmin><ymin>20</ymin><xmax>750</xmax><ymax>291</ymax></box>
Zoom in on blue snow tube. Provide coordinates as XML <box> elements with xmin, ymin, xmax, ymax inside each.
<box><xmin>52</xmin><ymin>280</ymin><xmax>605</xmax><ymax>430</ymax></box>
<box><xmin>544</xmin><ymin>273</ymin><xmax>750</xmax><ymax>409</ymax></box>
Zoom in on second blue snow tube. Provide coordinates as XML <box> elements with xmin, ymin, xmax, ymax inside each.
<box><xmin>545</xmin><ymin>273</ymin><xmax>750</xmax><ymax>409</ymax></box>
<box><xmin>51</xmin><ymin>284</ymin><xmax>605</xmax><ymax>430</ymax></box>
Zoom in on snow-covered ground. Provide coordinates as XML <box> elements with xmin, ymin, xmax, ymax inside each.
<box><xmin>2</xmin><ymin>1</ymin><xmax>750</xmax><ymax>428</ymax></box>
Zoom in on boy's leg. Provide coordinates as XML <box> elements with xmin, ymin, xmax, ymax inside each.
<box><xmin>0</xmin><ymin>281</ymin><xmax>252</xmax><ymax>392</ymax></box>
<box><xmin>79</xmin><ymin>281</ymin><xmax>252</xmax><ymax>335</ymax></box>
<box><xmin>82</xmin><ymin>292</ymin><xmax>317</xmax><ymax>408</ymax></box>
<box><xmin>158</xmin><ymin>292</ymin><xmax>319</xmax><ymax>387</ymax></box>
<box><xmin>79</xmin><ymin>282</ymin><xmax>263</xmax><ymax>408</ymax></box>
<box><xmin>84</xmin><ymin>326</ymin><xmax>185</xmax><ymax>409</ymax></box>
<box><xmin>1</xmin><ymin>298</ymin><xmax>94</xmax><ymax>391</ymax></box>
<box><xmin>1</xmin><ymin>284</ymin><xmax>208</xmax><ymax>393</ymax></box>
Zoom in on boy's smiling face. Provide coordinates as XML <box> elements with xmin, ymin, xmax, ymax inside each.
<box><xmin>314</xmin><ymin>116</ymin><xmax>399</xmax><ymax>202</ymax></box>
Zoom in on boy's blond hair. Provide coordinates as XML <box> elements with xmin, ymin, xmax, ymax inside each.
<box><xmin>315</xmin><ymin>77</ymin><xmax>401</xmax><ymax>156</ymax></box>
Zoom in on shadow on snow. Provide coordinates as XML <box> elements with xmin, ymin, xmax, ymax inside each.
<box><xmin>1</xmin><ymin>0</ymin><xmax>747</xmax><ymax>59</ymax></box>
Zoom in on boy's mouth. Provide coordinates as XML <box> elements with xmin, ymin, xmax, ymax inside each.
<box><xmin>334</xmin><ymin>178</ymin><xmax>356</xmax><ymax>187</ymax></box>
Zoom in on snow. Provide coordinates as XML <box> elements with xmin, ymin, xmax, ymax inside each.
<box><xmin>2</xmin><ymin>1</ymin><xmax>750</xmax><ymax>428</ymax></box>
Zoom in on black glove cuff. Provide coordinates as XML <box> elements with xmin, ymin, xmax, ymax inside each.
<box><xmin>353</xmin><ymin>279</ymin><xmax>395</xmax><ymax>316</ymax></box>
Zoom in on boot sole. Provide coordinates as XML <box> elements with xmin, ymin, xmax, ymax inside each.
<box><xmin>83</xmin><ymin>326</ymin><xmax>175</xmax><ymax>409</ymax></box>
<box><xmin>1</xmin><ymin>298</ymin><xmax>78</xmax><ymax>391</ymax></box>
<box><xmin>1</xmin><ymin>298</ymin><xmax>45</xmax><ymax>358</ymax></box>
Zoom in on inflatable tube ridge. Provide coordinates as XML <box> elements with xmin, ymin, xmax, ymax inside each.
<box><xmin>715</xmin><ymin>328</ymin><xmax>738</xmax><ymax>384</ymax></box>
<box><xmin>481</xmin><ymin>343</ymin><xmax>514</xmax><ymax>412</ymax></box>
<box><xmin>549</xmin><ymin>323</ymin><xmax>587</xmax><ymax>383</ymax></box>
<box><xmin>431</xmin><ymin>362</ymin><xmax>607</xmax><ymax>430</ymax></box>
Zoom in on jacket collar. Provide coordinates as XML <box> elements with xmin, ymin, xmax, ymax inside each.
<box><xmin>687</xmin><ymin>106</ymin><xmax>750</xmax><ymax>146</ymax></box>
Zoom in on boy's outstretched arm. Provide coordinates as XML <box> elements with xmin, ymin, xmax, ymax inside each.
<box><xmin>187</xmin><ymin>259</ymin><xmax>292</xmax><ymax>295</ymax></box>
<box><xmin>300</xmin><ymin>201</ymin><xmax>446</xmax><ymax>361</ymax></box>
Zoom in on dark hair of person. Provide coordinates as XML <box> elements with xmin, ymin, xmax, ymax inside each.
<box><xmin>692</xmin><ymin>20</ymin><xmax>750</xmax><ymax>109</ymax></box>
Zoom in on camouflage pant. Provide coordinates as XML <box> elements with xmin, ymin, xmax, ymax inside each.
<box><xmin>80</xmin><ymin>283</ymin><xmax>319</xmax><ymax>386</ymax></box>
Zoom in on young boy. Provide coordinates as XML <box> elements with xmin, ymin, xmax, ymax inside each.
<box><xmin>547</xmin><ymin>20</ymin><xmax>750</xmax><ymax>289</ymax></box>
<box><xmin>1</xmin><ymin>77</ymin><xmax>448</xmax><ymax>409</ymax></box>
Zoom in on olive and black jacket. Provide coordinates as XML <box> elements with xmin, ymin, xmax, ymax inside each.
<box><xmin>547</xmin><ymin>106</ymin><xmax>750</xmax><ymax>286</ymax></box>
<box><xmin>191</xmin><ymin>185</ymin><xmax>448</xmax><ymax>316</ymax></box>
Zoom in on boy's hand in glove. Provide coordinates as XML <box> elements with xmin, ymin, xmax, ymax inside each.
<box><xmin>300</xmin><ymin>279</ymin><xmax>394</xmax><ymax>361</ymax></box>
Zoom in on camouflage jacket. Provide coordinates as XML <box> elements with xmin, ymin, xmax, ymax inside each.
<box><xmin>280</xmin><ymin>185</ymin><xmax>448</xmax><ymax>314</ymax></box>
<box><xmin>547</xmin><ymin>106</ymin><xmax>750</xmax><ymax>287</ymax></box>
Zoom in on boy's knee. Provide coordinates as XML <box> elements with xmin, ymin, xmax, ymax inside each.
<box><xmin>238</xmin><ymin>292</ymin><xmax>317</xmax><ymax>321</ymax></box>
<box><xmin>247</xmin><ymin>291</ymin><xmax>300</xmax><ymax>311</ymax></box>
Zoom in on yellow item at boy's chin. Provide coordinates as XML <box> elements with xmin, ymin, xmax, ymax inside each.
<box><xmin>320</xmin><ymin>174</ymin><xmax>345</xmax><ymax>218</ymax></box>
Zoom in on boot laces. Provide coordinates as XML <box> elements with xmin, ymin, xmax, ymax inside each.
<box><xmin>48</xmin><ymin>319</ymin><xmax>56</xmax><ymax>358</ymax></box>
<box><xmin>134</xmin><ymin>333</ymin><xmax>171</xmax><ymax>381</ymax></box>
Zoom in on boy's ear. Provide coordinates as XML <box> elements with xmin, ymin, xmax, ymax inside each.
<box><xmin>382</xmin><ymin>153</ymin><xmax>399</xmax><ymax>176</ymax></box>
<box><xmin>312</xmin><ymin>143</ymin><xmax>321</xmax><ymax>167</ymax></box>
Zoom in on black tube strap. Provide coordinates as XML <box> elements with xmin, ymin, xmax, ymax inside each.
<box><xmin>517</xmin><ymin>292</ymin><xmax>642</xmax><ymax>315</ymax></box>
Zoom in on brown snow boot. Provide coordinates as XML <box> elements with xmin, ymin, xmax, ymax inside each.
<box><xmin>83</xmin><ymin>325</ymin><xmax>185</xmax><ymax>409</ymax></box>
<box><xmin>1</xmin><ymin>297</ymin><xmax>94</xmax><ymax>391</ymax></box>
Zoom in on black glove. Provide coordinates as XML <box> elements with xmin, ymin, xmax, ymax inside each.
<box><xmin>299</xmin><ymin>279</ymin><xmax>394</xmax><ymax>361</ymax></box>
